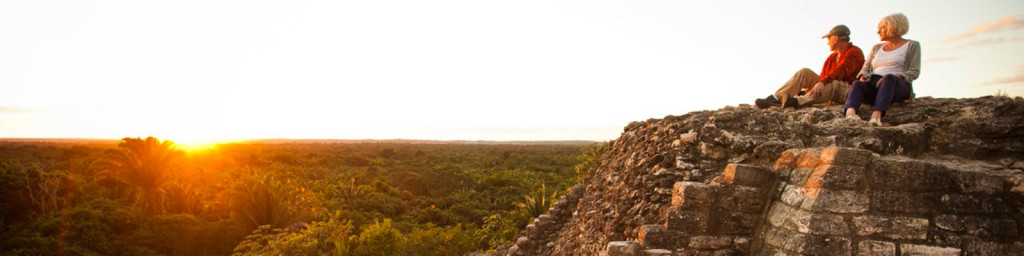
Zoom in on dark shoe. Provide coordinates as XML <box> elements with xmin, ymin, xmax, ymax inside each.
<box><xmin>780</xmin><ymin>94</ymin><xmax>799</xmax><ymax>108</ymax></box>
<box><xmin>755</xmin><ymin>95</ymin><xmax>781</xmax><ymax>109</ymax></box>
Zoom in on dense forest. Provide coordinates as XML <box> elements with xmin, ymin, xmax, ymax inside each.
<box><xmin>0</xmin><ymin>137</ymin><xmax>604</xmax><ymax>255</ymax></box>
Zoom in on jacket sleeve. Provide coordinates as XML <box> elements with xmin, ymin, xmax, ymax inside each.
<box><xmin>900</xmin><ymin>41</ymin><xmax>921</xmax><ymax>83</ymax></box>
<box><xmin>821</xmin><ymin>47</ymin><xmax>864</xmax><ymax>84</ymax></box>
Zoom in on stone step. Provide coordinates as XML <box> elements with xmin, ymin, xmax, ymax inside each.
<box><xmin>638</xmin><ymin>224</ymin><xmax>688</xmax><ymax>250</ymax></box>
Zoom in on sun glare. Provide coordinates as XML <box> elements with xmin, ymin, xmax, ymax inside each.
<box><xmin>170</xmin><ymin>137</ymin><xmax>237</xmax><ymax>152</ymax></box>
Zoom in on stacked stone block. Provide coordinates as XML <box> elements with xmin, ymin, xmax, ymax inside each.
<box><xmin>605</xmin><ymin>146</ymin><xmax>1022</xmax><ymax>256</ymax></box>
<box><xmin>635</xmin><ymin>164</ymin><xmax>776</xmax><ymax>255</ymax></box>
<box><xmin>506</xmin><ymin>184</ymin><xmax>586</xmax><ymax>256</ymax></box>
<box><xmin>757</xmin><ymin>146</ymin><xmax>1022</xmax><ymax>255</ymax></box>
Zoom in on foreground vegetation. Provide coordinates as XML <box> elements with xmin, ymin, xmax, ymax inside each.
<box><xmin>0</xmin><ymin>138</ymin><xmax>601</xmax><ymax>255</ymax></box>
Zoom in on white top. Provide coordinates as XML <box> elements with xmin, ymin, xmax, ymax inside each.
<box><xmin>871</xmin><ymin>42</ymin><xmax>909</xmax><ymax>76</ymax></box>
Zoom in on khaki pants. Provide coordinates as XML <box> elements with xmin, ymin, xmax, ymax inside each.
<box><xmin>774</xmin><ymin>68</ymin><xmax>850</xmax><ymax>107</ymax></box>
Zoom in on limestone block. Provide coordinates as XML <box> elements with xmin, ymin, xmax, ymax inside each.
<box><xmin>852</xmin><ymin>216</ymin><xmax>928</xmax><ymax>239</ymax></box>
<box><xmin>800</xmin><ymin>188</ymin><xmax>869</xmax><ymax>213</ymax></box>
<box><xmin>672</xmin><ymin>182</ymin><xmax>715</xmax><ymax>210</ymax></box>
<box><xmin>955</xmin><ymin>171</ymin><xmax>1006</xmax><ymax>194</ymax></box>
<box><xmin>766</xmin><ymin>203</ymin><xmax>794</xmax><ymax>228</ymax></box>
<box><xmin>939</xmin><ymin>193</ymin><xmax>1001</xmax><ymax>214</ymax></box>
<box><xmin>525</xmin><ymin>224</ymin><xmax>538</xmax><ymax>239</ymax></box>
<box><xmin>638</xmin><ymin>224</ymin><xmax>689</xmax><ymax>249</ymax></box>
<box><xmin>666</xmin><ymin>209</ymin><xmax>711</xmax><ymax>234</ymax></box>
<box><xmin>869</xmin><ymin>159</ymin><xmax>956</xmax><ymax>192</ymax></box>
<box><xmin>716</xmin><ymin>185</ymin><xmax>769</xmax><ymax>213</ymax></box>
<box><xmin>804</xmin><ymin>164</ymin><xmax>864</xmax><ymax>189</ymax></box>
<box><xmin>606</xmin><ymin>241</ymin><xmax>644</xmax><ymax>256</ymax></box>
<box><xmin>798</xmin><ymin>236</ymin><xmax>851</xmax><ymax>256</ymax></box>
<box><xmin>934</xmin><ymin>215</ymin><xmax>1019</xmax><ymax>238</ymax></box>
<box><xmin>899</xmin><ymin>244</ymin><xmax>960</xmax><ymax>256</ymax></box>
<box><xmin>965</xmin><ymin>240</ymin><xmax>1012</xmax><ymax>256</ymax></box>
<box><xmin>716</xmin><ymin>212</ymin><xmax>759</xmax><ymax>235</ymax></box>
<box><xmin>644</xmin><ymin>249</ymin><xmax>672</xmax><ymax>256</ymax></box>
<box><xmin>795</xmin><ymin>149</ymin><xmax>824</xmax><ymax>170</ymax></box>
<box><xmin>688</xmin><ymin>236</ymin><xmax>733</xmax><ymax>249</ymax></box>
<box><xmin>515</xmin><ymin>236</ymin><xmax>532</xmax><ymax>249</ymax></box>
<box><xmin>788</xmin><ymin>168</ymin><xmax>813</xmax><ymax>185</ymax></box>
<box><xmin>855</xmin><ymin>240</ymin><xmax>895</xmax><ymax>256</ymax></box>
<box><xmin>779</xmin><ymin>185</ymin><xmax>808</xmax><ymax>207</ymax></box>
<box><xmin>819</xmin><ymin>147</ymin><xmax>873</xmax><ymax>166</ymax></box>
<box><xmin>788</xmin><ymin>212</ymin><xmax>848</xmax><ymax>235</ymax></box>
<box><xmin>722</xmin><ymin>164</ymin><xmax>775</xmax><ymax>187</ymax></box>
<box><xmin>870</xmin><ymin>192</ymin><xmax>939</xmax><ymax>213</ymax></box>
<box><xmin>772</xmin><ymin>149</ymin><xmax>800</xmax><ymax>171</ymax></box>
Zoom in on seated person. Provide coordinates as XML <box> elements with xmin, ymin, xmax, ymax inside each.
<box><xmin>756</xmin><ymin>25</ymin><xmax>864</xmax><ymax>109</ymax></box>
<box><xmin>845</xmin><ymin>13</ymin><xmax>921</xmax><ymax>126</ymax></box>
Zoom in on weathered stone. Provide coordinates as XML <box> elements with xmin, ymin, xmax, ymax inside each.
<box><xmin>716</xmin><ymin>185</ymin><xmax>768</xmax><ymax>213</ymax></box>
<box><xmin>766</xmin><ymin>203</ymin><xmax>794</xmax><ymax>228</ymax></box>
<box><xmin>789</xmin><ymin>212</ymin><xmax>848</xmax><ymax>235</ymax></box>
<box><xmin>722</xmin><ymin>164</ymin><xmax>775</xmax><ymax>187</ymax></box>
<box><xmin>666</xmin><ymin>209</ymin><xmax>710</xmax><ymax>234</ymax></box>
<box><xmin>965</xmin><ymin>240</ymin><xmax>1011</xmax><ymax>256</ymax></box>
<box><xmin>795</xmin><ymin>149</ymin><xmax>823</xmax><ymax>170</ymax></box>
<box><xmin>819</xmin><ymin>146</ymin><xmax>873</xmax><ymax>166</ymax></box>
<box><xmin>855</xmin><ymin>240</ymin><xmax>895</xmax><ymax>256</ymax></box>
<box><xmin>688</xmin><ymin>236</ymin><xmax>733</xmax><ymax>249</ymax></box>
<box><xmin>715</xmin><ymin>212</ymin><xmax>758</xmax><ymax>234</ymax></box>
<box><xmin>638</xmin><ymin>224</ymin><xmax>688</xmax><ymax>249</ymax></box>
<box><xmin>605</xmin><ymin>241</ymin><xmax>643</xmax><ymax>256</ymax></box>
<box><xmin>899</xmin><ymin>244</ymin><xmax>960</xmax><ymax>256</ymax></box>
<box><xmin>804</xmin><ymin>164</ymin><xmax>864</xmax><ymax>189</ymax></box>
<box><xmin>779</xmin><ymin>185</ymin><xmax>808</xmax><ymax>207</ymax></box>
<box><xmin>870</xmin><ymin>192</ymin><xmax>939</xmax><ymax>213</ymax></box>
<box><xmin>515</xmin><ymin>236</ymin><xmax>532</xmax><ymax>249</ymax></box>
<box><xmin>672</xmin><ymin>182</ymin><xmax>715</xmax><ymax>210</ymax></box>
<box><xmin>955</xmin><ymin>171</ymin><xmax>1006</xmax><ymax>194</ymax></box>
<box><xmin>644</xmin><ymin>249</ymin><xmax>673</xmax><ymax>256</ymax></box>
<box><xmin>788</xmin><ymin>168</ymin><xmax>813</xmax><ymax>185</ymax></box>
<box><xmin>939</xmin><ymin>193</ymin><xmax>1001</xmax><ymax>214</ymax></box>
<box><xmin>852</xmin><ymin>216</ymin><xmax>928</xmax><ymax>239</ymax></box>
<box><xmin>870</xmin><ymin>158</ymin><xmax>957</xmax><ymax>192</ymax></box>
<box><xmin>800</xmin><ymin>188</ymin><xmax>869</xmax><ymax>213</ymax></box>
<box><xmin>934</xmin><ymin>215</ymin><xmax>1019</xmax><ymax>238</ymax></box>
<box><xmin>799</xmin><ymin>236</ymin><xmax>851</xmax><ymax>256</ymax></box>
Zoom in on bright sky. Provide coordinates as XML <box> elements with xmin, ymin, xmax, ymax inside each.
<box><xmin>2</xmin><ymin>1</ymin><xmax>1023</xmax><ymax>143</ymax></box>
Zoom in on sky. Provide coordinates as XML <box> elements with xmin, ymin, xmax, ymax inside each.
<box><xmin>2</xmin><ymin>0</ymin><xmax>1023</xmax><ymax>144</ymax></box>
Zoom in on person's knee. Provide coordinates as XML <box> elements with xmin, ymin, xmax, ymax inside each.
<box><xmin>852</xmin><ymin>80</ymin><xmax>867</xmax><ymax>89</ymax></box>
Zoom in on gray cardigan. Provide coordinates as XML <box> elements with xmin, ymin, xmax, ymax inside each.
<box><xmin>858</xmin><ymin>40</ymin><xmax>921</xmax><ymax>84</ymax></box>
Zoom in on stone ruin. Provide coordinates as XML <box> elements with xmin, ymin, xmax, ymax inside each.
<box><xmin>495</xmin><ymin>97</ymin><xmax>1024</xmax><ymax>256</ymax></box>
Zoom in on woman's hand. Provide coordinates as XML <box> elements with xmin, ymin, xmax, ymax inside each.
<box><xmin>859</xmin><ymin>75</ymin><xmax>870</xmax><ymax>82</ymax></box>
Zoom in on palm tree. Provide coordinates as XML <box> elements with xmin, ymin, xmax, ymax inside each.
<box><xmin>95</xmin><ymin>137</ymin><xmax>183</xmax><ymax>214</ymax></box>
<box><xmin>230</xmin><ymin>170</ymin><xmax>303</xmax><ymax>233</ymax></box>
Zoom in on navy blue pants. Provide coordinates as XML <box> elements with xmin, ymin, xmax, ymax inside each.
<box><xmin>844</xmin><ymin>74</ymin><xmax>911</xmax><ymax>114</ymax></box>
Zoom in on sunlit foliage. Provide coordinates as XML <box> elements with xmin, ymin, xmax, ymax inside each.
<box><xmin>0</xmin><ymin>140</ymin><xmax>601</xmax><ymax>255</ymax></box>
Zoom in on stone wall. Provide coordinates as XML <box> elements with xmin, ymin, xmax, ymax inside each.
<box><xmin>494</xmin><ymin>97</ymin><xmax>1024</xmax><ymax>256</ymax></box>
<box><xmin>615</xmin><ymin>146</ymin><xmax>1024</xmax><ymax>255</ymax></box>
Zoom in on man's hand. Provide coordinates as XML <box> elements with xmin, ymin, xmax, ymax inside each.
<box><xmin>808</xmin><ymin>82</ymin><xmax>825</xmax><ymax>98</ymax></box>
<box><xmin>860</xmin><ymin>75</ymin><xmax>870</xmax><ymax>82</ymax></box>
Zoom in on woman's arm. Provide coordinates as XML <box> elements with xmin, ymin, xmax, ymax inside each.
<box><xmin>859</xmin><ymin>44</ymin><xmax>881</xmax><ymax>79</ymax></box>
<box><xmin>901</xmin><ymin>40</ymin><xmax>921</xmax><ymax>83</ymax></box>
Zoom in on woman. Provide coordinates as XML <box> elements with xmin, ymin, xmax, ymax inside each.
<box><xmin>844</xmin><ymin>13</ymin><xmax>921</xmax><ymax>125</ymax></box>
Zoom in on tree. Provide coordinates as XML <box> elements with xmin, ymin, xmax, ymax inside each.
<box><xmin>95</xmin><ymin>137</ymin><xmax>183</xmax><ymax>215</ymax></box>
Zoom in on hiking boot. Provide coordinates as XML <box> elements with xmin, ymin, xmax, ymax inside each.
<box><xmin>755</xmin><ymin>95</ymin><xmax>781</xmax><ymax>109</ymax></box>
<box><xmin>780</xmin><ymin>94</ymin><xmax>799</xmax><ymax>108</ymax></box>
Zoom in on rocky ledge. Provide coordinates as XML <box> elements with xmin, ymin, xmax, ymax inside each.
<box><xmin>501</xmin><ymin>96</ymin><xmax>1024</xmax><ymax>256</ymax></box>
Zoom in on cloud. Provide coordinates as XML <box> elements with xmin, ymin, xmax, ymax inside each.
<box><xmin>944</xmin><ymin>15</ymin><xmax>1024</xmax><ymax>44</ymax></box>
<box><xmin>983</xmin><ymin>75</ymin><xmax>1024</xmax><ymax>86</ymax></box>
<box><xmin>925</xmin><ymin>56</ymin><xmax>958</xmax><ymax>63</ymax></box>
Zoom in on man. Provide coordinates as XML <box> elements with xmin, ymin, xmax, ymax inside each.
<box><xmin>755</xmin><ymin>25</ymin><xmax>865</xmax><ymax>109</ymax></box>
